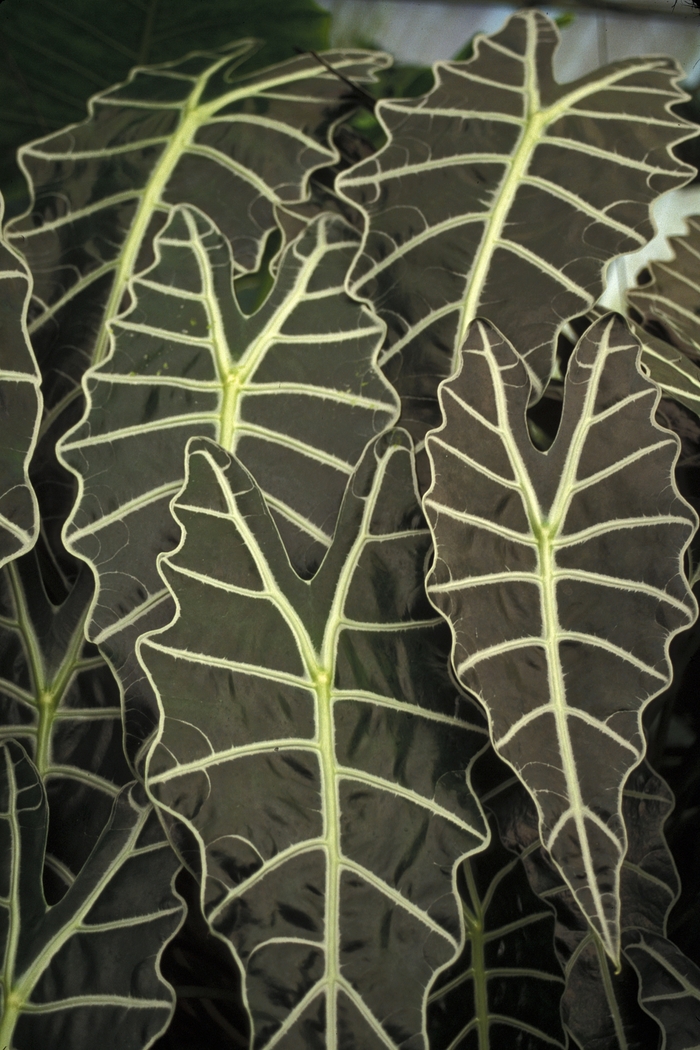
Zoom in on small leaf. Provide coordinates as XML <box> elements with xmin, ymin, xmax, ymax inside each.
<box><xmin>0</xmin><ymin>555</ymin><xmax>130</xmax><ymax>901</ymax></box>
<box><xmin>628</xmin><ymin>216</ymin><xmax>700</xmax><ymax>363</ymax></box>
<box><xmin>424</xmin><ymin>315</ymin><xmax>697</xmax><ymax>961</ymax></box>
<box><xmin>625</xmin><ymin>933</ymin><xmax>700</xmax><ymax>1050</ymax></box>
<box><xmin>427</xmin><ymin>809</ymin><xmax>566</xmax><ymax>1050</ymax></box>
<box><xmin>337</xmin><ymin>10</ymin><xmax>694</xmax><ymax>447</ymax></box>
<box><xmin>0</xmin><ymin>740</ymin><xmax>183</xmax><ymax>1050</ymax></box>
<box><xmin>141</xmin><ymin>431</ymin><xmax>488</xmax><ymax>1046</ymax></box>
<box><xmin>0</xmin><ymin>193</ymin><xmax>42</xmax><ymax>569</ymax></box>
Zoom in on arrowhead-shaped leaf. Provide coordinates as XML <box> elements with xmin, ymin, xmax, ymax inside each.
<box><xmin>424</xmin><ymin>315</ymin><xmax>697</xmax><ymax>961</ymax></box>
<box><xmin>0</xmin><ymin>740</ymin><xmax>182</xmax><ymax>1049</ymax></box>
<box><xmin>0</xmin><ymin>195</ymin><xmax>41</xmax><ymax>569</ymax></box>
<box><xmin>140</xmin><ymin>432</ymin><xmax>488</xmax><ymax>1047</ymax></box>
<box><xmin>58</xmin><ymin>207</ymin><xmax>398</xmax><ymax>754</ymax></box>
<box><xmin>0</xmin><ymin>556</ymin><xmax>130</xmax><ymax>901</ymax></box>
<box><xmin>491</xmin><ymin>757</ymin><xmax>700</xmax><ymax>1050</ymax></box>
<box><xmin>337</xmin><ymin>10</ymin><xmax>694</xmax><ymax>445</ymax></box>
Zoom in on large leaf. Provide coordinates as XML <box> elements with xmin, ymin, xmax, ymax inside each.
<box><xmin>141</xmin><ymin>431</ymin><xmax>489</xmax><ymax>1047</ymax></box>
<box><xmin>337</xmin><ymin>10</ymin><xmax>695</xmax><ymax>450</ymax></box>
<box><xmin>0</xmin><ymin>555</ymin><xmax>130</xmax><ymax>901</ymax></box>
<box><xmin>4</xmin><ymin>42</ymin><xmax>389</xmax><ymax>451</ymax></box>
<box><xmin>0</xmin><ymin>0</ymin><xmax>332</xmax><ymax>220</ymax></box>
<box><xmin>58</xmin><ymin>207</ymin><xmax>398</xmax><ymax>755</ymax></box>
<box><xmin>0</xmin><ymin>193</ymin><xmax>41</xmax><ymax>569</ymax></box>
<box><xmin>0</xmin><ymin>740</ymin><xmax>183</xmax><ymax>1049</ymax></box>
<box><xmin>628</xmin><ymin>215</ymin><xmax>700</xmax><ymax>362</ymax></box>
<box><xmin>424</xmin><ymin>315</ymin><xmax>697</xmax><ymax>962</ymax></box>
<box><xmin>427</xmin><ymin>808</ymin><xmax>566</xmax><ymax>1050</ymax></box>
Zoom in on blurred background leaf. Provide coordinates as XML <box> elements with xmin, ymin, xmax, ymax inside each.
<box><xmin>0</xmin><ymin>0</ymin><xmax>330</xmax><ymax>221</ymax></box>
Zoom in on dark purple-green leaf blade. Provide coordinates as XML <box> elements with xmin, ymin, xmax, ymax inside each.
<box><xmin>424</xmin><ymin>315</ymin><xmax>697</xmax><ymax>962</ymax></box>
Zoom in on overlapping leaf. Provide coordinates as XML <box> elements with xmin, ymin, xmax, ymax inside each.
<box><xmin>0</xmin><ymin>740</ymin><xmax>182</xmax><ymax>1049</ymax></box>
<box><xmin>58</xmin><ymin>207</ymin><xmax>398</xmax><ymax>759</ymax></box>
<box><xmin>424</xmin><ymin>315</ymin><xmax>697</xmax><ymax>962</ymax></box>
<box><xmin>0</xmin><ymin>194</ymin><xmax>41</xmax><ymax>569</ymax></box>
<box><xmin>0</xmin><ymin>555</ymin><xmax>130</xmax><ymax>902</ymax></box>
<box><xmin>4</xmin><ymin>42</ymin><xmax>389</xmax><ymax>455</ymax></box>
<box><xmin>427</xmin><ymin>810</ymin><xmax>566</xmax><ymax>1050</ymax></box>
<box><xmin>337</xmin><ymin>10</ymin><xmax>695</xmax><ymax>449</ymax></box>
<box><xmin>577</xmin><ymin>307</ymin><xmax>700</xmax><ymax>422</ymax></box>
<box><xmin>490</xmin><ymin>758</ymin><xmax>700</xmax><ymax>1050</ymax></box>
<box><xmin>626</xmin><ymin>934</ymin><xmax>700</xmax><ymax>1050</ymax></box>
<box><xmin>141</xmin><ymin>432</ymin><xmax>489</xmax><ymax>1047</ymax></box>
<box><xmin>628</xmin><ymin>216</ymin><xmax>700</xmax><ymax>362</ymax></box>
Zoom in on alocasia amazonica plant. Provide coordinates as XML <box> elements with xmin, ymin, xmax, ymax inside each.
<box><xmin>2</xmin><ymin>6</ymin><xmax>700</xmax><ymax>1047</ymax></box>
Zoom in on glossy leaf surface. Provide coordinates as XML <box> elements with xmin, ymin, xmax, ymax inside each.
<box><xmin>424</xmin><ymin>315</ymin><xmax>697</xmax><ymax>961</ymax></box>
<box><xmin>142</xmin><ymin>432</ymin><xmax>488</xmax><ymax>1047</ymax></box>
<box><xmin>5</xmin><ymin>43</ymin><xmax>388</xmax><ymax>436</ymax></box>
<box><xmin>60</xmin><ymin>206</ymin><xmax>397</xmax><ymax>630</ymax></box>
<box><xmin>338</xmin><ymin>10</ymin><xmax>694</xmax><ymax>446</ymax></box>
<box><xmin>427</xmin><ymin>808</ymin><xmax>566</xmax><ymax>1050</ymax></box>
<box><xmin>630</xmin><ymin>322</ymin><xmax>700</xmax><ymax>422</ymax></box>
<box><xmin>0</xmin><ymin>195</ymin><xmax>41</xmax><ymax>569</ymax></box>
<box><xmin>0</xmin><ymin>555</ymin><xmax>130</xmax><ymax>901</ymax></box>
<box><xmin>0</xmin><ymin>740</ymin><xmax>182</xmax><ymax>1049</ymax></box>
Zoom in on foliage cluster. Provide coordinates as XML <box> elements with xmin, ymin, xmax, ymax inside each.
<box><xmin>2</xmin><ymin>4</ymin><xmax>700</xmax><ymax>1048</ymax></box>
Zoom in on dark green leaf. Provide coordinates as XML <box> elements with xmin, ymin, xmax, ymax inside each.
<box><xmin>0</xmin><ymin>0</ymin><xmax>331</xmax><ymax>219</ymax></box>
<box><xmin>337</xmin><ymin>10</ymin><xmax>694</xmax><ymax>452</ymax></box>
<box><xmin>5</xmin><ymin>43</ymin><xmax>389</xmax><ymax>431</ymax></box>
<box><xmin>424</xmin><ymin>315</ymin><xmax>697</xmax><ymax>960</ymax></box>
<box><xmin>628</xmin><ymin>216</ymin><xmax>700</xmax><ymax>362</ymax></box>
<box><xmin>490</xmin><ymin>751</ymin><xmax>700</xmax><ymax>1050</ymax></box>
<box><xmin>427</xmin><ymin>808</ymin><xmax>566</xmax><ymax>1050</ymax></box>
<box><xmin>0</xmin><ymin>740</ymin><xmax>183</xmax><ymax>1049</ymax></box>
<box><xmin>0</xmin><ymin>555</ymin><xmax>130</xmax><ymax>901</ymax></box>
<box><xmin>141</xmin><ymin>431</ymin><xmax>488</xmax><ymax>1045</ymax></box>
<box><xmin>625</xmin><ymin>933</ymin><xmax>700</xmax><ymax>1050</ymax></box>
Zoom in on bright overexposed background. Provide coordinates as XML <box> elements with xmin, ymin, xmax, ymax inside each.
<box><xmin>320</xmin><ymin>0</ymin><xmax>700</xmax><ymax>305</ymax></box>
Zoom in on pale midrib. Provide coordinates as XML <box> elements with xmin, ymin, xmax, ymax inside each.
<box><xmin>457</xmin><ymin>32</ymin><xmax>542</xmax><ymax>349</ymax></box>
<box><xmin>219</xmin><ymin>228</ymin><xmax>330</xmax><ymax>450</ymax></box>
<box><xmin>456</xmin><ymin>52</ymin><xmax>665</xmax><ymax>355</ymax></box>
<box><xmin>483</xmin><ymin>326</ymin><xmax>618</xmax><ymax>960</ymax></box>
<box><xmin>88</xmin><ymin>50</ymin><xmax>236</xmax><ymax>367</ymax></box>
<box><xmin>8</xmin><ymin>562</ymin><xmax>101</xmax><ymax>777</ymax></box>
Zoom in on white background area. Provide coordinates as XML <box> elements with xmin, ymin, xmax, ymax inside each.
<box><xmin>321</xmin><ymin>0</ymin><xmax>700</xmax><ymax>303</ymax></box>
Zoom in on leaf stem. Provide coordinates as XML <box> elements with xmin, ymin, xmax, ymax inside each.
<box><xmin>463</xmin><ymin>860</ymin><xmax>489</xmax><ymax>1050</ymax></box>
